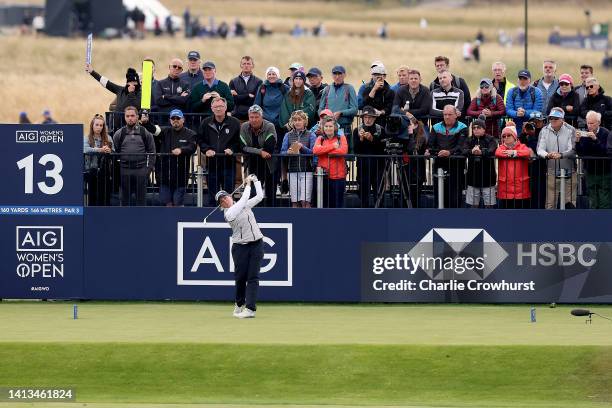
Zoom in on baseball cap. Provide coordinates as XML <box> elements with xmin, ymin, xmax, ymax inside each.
<box><xmin>42</xmin><ymin>109</ymin><xmax>51</xmax><ymax>116</ymax></box>
<box><xmin>289</xmin><ymin>62</ymin><xmax>303</xmax><ymax>70</ymax></box>
<box><xmin>202</xmin><ymin>61</ymin><xmax>216</xmax><ymax>69</ymax></box>
<box><xmin>479</xmin><ymin>78</ymin><xmax>493</xmax><ymax>87</ymax></box>
<box><xmin>248</xmin><ymin>104</ymin><xmax>263</xmax><ymax>114</ymax></box>
<box><xmin>370</xmin><ymin>60</ymin><xmax>384</xmax><ymax>68</ymax></box>
<box><xmin>306</xmin><ymin>67</ymin><xmax>322</xmax><ymax>77</ymax></box>
<box><xmin>331</xmin><ymin>65</ymin><xmax>346</xmax><ymax>74</ymax></box>
<box><xmin>319</xmin><ymin>108</ymin><xmax>333</xmax><ymax>118</ymax></box>
<box><xmin>360</xmin><ymin>106</ymin><xmax>380</xmax><ymax>117</ymax></box>
<box><xmin>518</xmin><ymin>69</ymin><xmax>531</xmax><ymax>79</ymax></box>
<box><xmin>187</xmin><ymin>51</ymin><xmax>200</xmax><ymax>60</ymax></box>
<box><xmin>548</xmin><ymin>107</ymin><xmax>565</xmax><ymax>119</ymax></box>
<box><xmin>371</xmin><ymin>65</ymin><xmax>386</xmax><ymax>75</ymax></box>
<box><xmin>169</xmin><ymin>109</ymin><xmax>184</xmax><ymax>119</ymax></box>
<box><xmin>472</xmin><ymin>118</ymin><xmax>486</xmax><ymax>128</ymax></box>
<box><xmin>529</xmin><ymin>111</ymin><xmax>545</xmax><ymax>121</ymax></box>
<box><xmin>558</xmin><ymin>73</ymin><xmax>573</xmax><ymax>85</ymax></box>
<box><xmin>215</xmin><ymin>190</ymin><xmax>230</xmax><ymax>203</ymax></box>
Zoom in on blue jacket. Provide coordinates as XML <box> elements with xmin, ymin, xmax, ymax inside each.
<box><xmin>535</xmin><ymin>77</ymin><xmax>559</xmax><ymax>112</ymax></box>
<box><xmin>505</xmin><ymin>86</ymin><xmax>543</xmax><ymax>129</ymax></box>
<box><xmin>254</xmin><ymin>80</ymin><xmax>289</xmax><ymax>126</ymax></box>
<box><xmin>318</xmin><ymin>83</ymin><xmax>358</xmax><ymax>127</ymax></box>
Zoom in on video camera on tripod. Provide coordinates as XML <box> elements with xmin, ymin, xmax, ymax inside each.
<box><xmin>373</xmin><ymin>112</ymin><xmax>414</xmax><ymax>208</ymax></box>
<box><xmin>381</xmin><ymin>112</ymin><xmax>411</xmax><ymax>155</ymax></box>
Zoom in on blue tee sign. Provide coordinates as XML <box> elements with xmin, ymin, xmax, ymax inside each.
<box><xmin>0</xmin><ymin>124</ymin><xmax>84</xmax><ymax>298</ymax></box>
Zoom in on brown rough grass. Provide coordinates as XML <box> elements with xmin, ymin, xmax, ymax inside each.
<box><xmin>0</xmin><ymin>0</ymin><xmax>610</xmax><ymax>126</ymax></box>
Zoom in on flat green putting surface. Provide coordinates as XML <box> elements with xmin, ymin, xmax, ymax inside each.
<box><xmin>0</xmin><ymin>302</ymin><xmax>610</xmax><ymax>407</ymax></box>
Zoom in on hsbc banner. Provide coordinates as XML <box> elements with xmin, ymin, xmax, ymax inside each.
<box><xmin>0</xmin><ymin>125</ymin><xmax>84</xmax><ymax>298</ymax></box>
<box><xmin>361</xmin><ymin>229</ymin><xmax>612</xmax><ymax>302</ymax></box>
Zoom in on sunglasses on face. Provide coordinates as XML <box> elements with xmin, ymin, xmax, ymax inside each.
<box><xmin>170</xmin><ymin>117</ymin><xmax>182</xmax><ymax>121</ymax></box>
<box><xmin>502</xmin><ymin>134</ymin><xmax>514</xmax><ymax>138</ymax></box>
<box><xmin>480</xmin><ymin>85</ymin><xmax>490</xmax><ymax>89</ymax></box>
<box><xmin>171</xmin><ymin>65</ymin><xmax>183</xmax><ymax>70</ymax></box>
<box><xmin>559</xmin><ymin>82</ymin><xmax>570</xmax><ymax>86</ymax></box>
<box><xmin>586</xmin><ymin>85</ymin><xmax>596</xmax><ymax>89</ymax></box>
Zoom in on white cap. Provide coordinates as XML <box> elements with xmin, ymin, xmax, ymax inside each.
<box><xmin>371</xmin><ymin>65</ymin><xmax>386</xmax><ymax>75</ymax></box>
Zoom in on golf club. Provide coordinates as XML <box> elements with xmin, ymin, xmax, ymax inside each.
<box><xmin>202</xmin><ymin>175</ymin><xmax>257</xmax><ymax>223</ymax></box>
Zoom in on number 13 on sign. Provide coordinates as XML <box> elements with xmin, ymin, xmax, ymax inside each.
<box><xmin>16</xmin><ymin>154</ymin><xmax>64</xmax><ymax>195</ymax></box>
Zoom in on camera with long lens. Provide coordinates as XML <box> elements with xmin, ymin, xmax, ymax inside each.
<box><xmin>383</xmin><ymin>112</ymin><xmax>410</xmax><ymax>154</ymax></box>
<box><xmin>382</xmin><ymin>139</ymin><xmax>404</xmax><ymax>154</ymax></box>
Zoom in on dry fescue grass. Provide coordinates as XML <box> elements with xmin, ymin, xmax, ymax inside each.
<box><xmin>0</xmin><ymin>0</ymin><xmax>611</xmax><ymax>126</ymax></box>
<box><xmin>166</xmin><ymin>0</ymin><xmax>612</xmax><ymax>43</ymax></box>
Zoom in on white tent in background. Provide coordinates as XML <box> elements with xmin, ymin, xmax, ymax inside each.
<box><xmin>123</xmin><ymin>0</ymin><xmax>181</xmax><ymax>31</ymax></box>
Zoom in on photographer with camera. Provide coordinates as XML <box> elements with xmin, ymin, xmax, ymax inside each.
<box><xmin>463</xmin><ymin>118</ymin><xmax>498</xmax><ymax>208</ymax></box>
<box><xmin>576</xmin><ymin>110</ymin><xmax>611</xmax><ymax>209</ymax></box>
<box><xmin>354</xmin><ymin>106</ymin><xmax>385</xmax><ymax>208</ymax></box>
<box><xmin>519</xmin><ymin>111</ymin><xmax>547</xmax><ymax>208</ymax></box>
<box><xmin>427</xmin><ymin>105</ymin><xmax>468</xmax><ymax>208</ymax></box>
<box><xmin>360</xmin><ymin>65</ymin><xmax>395</xmax><ymax>127</ymax></box>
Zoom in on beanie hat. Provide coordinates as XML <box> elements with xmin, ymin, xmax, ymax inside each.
<box><xmin>266</xmin><ymin>66</ymin><xmax>280</xmax><ymax>77</ymax></box>
<box><xmin>501</xmin><ymin>121</ymin><xmax>518</xmax><ymax>140</ymax></box>
<box><xmin>292</xmin><ymin>71</ymin><xmax>307</xmax><ymax>82</ymax></box>
<box><xmin>125</xmin><ymin>67</ymin><xmax>139</xmax><ymax>83</ymax></box>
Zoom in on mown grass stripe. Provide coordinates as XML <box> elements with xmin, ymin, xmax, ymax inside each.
<box><xmin>0</xmin><ymin>343</ymin><xmax>610</xmax><ymax>406</ymax></box>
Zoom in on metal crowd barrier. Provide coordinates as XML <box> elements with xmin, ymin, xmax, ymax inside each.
<box><xmin>83</xmin><ymin>152</ymin><xmax>612</xmax><ymax>209</ymax></box>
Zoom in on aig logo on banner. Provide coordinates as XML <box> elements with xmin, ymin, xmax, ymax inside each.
<box><xmin>176</xmin><ymin>222</ymin><xmax>293</xmax><ymax>286</ymax></box>
<box><xmin>16</xmin><ymin>131</ymin><xmax>39</xmax><ymax>143</ymax></box>
<box><xmin>16</xmin><ymin>226</ymin><xmax>63</xmax><ymax>251</ymax></box>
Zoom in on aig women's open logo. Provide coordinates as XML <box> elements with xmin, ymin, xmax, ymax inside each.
<box><xmin>176</xmin><ymin>222</ymin><xmax>292</xmax><ymax>286</ymax></box>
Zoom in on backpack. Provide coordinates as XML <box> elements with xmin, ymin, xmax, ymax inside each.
<box><xmin>259</xmin><ymin>82</ymin><xmax>288</xmax><ymax>97</ymax></box>
<box><xmin>323</xmin><ymin>84</ymin><xmax>350</xmax><ymax>109</ymax></box>
<box><xmin>476</xmin><ymin>95</ymin><xmax>497</xmax><ymax>108</ymax></box>
<box><xmin>511</xmin><ymin>86</ymin><xmax>535</xmax><ymax>107</ymax></box>
<box><xmin>115</xmin><ymin>125</ymin><xmax>148</xmax><ymax>153</ymax></box>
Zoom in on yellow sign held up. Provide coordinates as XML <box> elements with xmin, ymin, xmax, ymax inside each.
<box><xmin>140</xmin><ymin>60</ymin><xmax>153</xmax><ymax>110</ymax></box>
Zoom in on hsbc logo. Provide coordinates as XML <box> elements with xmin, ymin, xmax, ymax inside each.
<box><xmin>407</xmin><ymin>228</ymin><xmax>508</xmax><ymax>280</ymax></box>
<box><xmin>177</xmin><ymin>222</ymin><xmax>292</xmax><ymax>286</ymax></box>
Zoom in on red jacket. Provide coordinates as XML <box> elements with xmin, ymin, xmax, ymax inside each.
<box><xmin>313</xmin><ymin>134</ymin><xmax>348</xmax><ymax>180</ymax></box>
<box><xmin>495</xmin><ymin>142</ymin><xmax>531</xmax><ymax>199</ymax></box>
<box><xmin>467</xmin><ymin>93</ymin><xmax>506</xmax><ymax>137</ymax></box>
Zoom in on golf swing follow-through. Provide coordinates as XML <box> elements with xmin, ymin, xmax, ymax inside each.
<box><xmin>211</xmin><ymin>174</ymin><xmax>265</xmax><ymax>318</ymax></box>
<box><xmin>202</xmin><ymin>175</ymin><xmax>251</xmax><ymax>224</ymax></box>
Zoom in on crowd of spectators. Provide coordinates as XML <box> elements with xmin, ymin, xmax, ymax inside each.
<box><xmin>81</xmin><ymin>52</ymin><xmax>612</xmax><ymax>209</ymax></box>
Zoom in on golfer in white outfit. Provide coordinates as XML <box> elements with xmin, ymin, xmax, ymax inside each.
<box><xmin>215</xmin><ymin>174</ymin><xmax>264</xmax><ymax>318</ymax></box>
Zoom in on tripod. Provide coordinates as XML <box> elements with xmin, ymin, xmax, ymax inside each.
<box><xmin>375</xmin><ymin>155</ymin><xmax>411</xmax><ymax>208</ymax></box>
